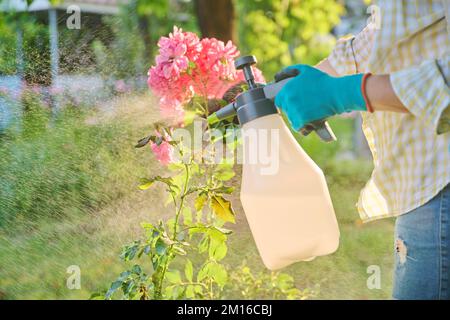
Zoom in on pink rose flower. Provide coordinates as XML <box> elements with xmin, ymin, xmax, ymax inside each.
<box><xmin>150</xmin><ymin>130</ymin><xmax>174</xmax><ymax>166</ymax></box>
<box><xmin>151</xmin><ymin>140</ymin><xmax>174</xmax><ymax>166</ymax></box>
<box><xmin>147</xmin><ymin>26</ymin><xmax>265</xmax><ymax>122</ymax></box>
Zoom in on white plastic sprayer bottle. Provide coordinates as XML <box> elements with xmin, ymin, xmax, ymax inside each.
<box><xmin>208</xmin><ymin>56</ymin><xmax>340</xmax><ymax>270</ymax></box>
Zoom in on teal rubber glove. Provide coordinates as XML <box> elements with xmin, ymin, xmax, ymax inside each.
<box><xmin>274</xmin><ymin>64</ymin><xmax>368</xmax><ymax>131</ymax></box>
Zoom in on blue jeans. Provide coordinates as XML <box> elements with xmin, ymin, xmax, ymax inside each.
<box><xmin>393</xmin><ymin>184</ymin><xmax>450</xmax><ymax>300</ymax></box>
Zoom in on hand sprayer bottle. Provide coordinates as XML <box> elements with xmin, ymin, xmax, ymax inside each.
<box><xmin>208</xmin><ymin>56</ymin><xmax>340</xmax><ymax>270</ymax></box>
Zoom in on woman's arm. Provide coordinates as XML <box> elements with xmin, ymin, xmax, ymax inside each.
<box><xmin>365</xmin><ymin>75</ymin><xmax>409</xmax><ymax>113</ymax></box>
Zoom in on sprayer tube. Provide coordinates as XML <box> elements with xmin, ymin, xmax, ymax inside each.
<box><xmin>208</xmin><ymin>102</ymin><xmax>237</xmax><ymax>124</ymax></box>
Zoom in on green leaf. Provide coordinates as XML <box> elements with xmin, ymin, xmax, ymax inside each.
<box><xmin>89</xmin><ymin>292</ymin><xmax>106</xmax><ymax>300</ymax></box>
<box><xmin>140</xmin><ymin>176</ymin><xmax>179</xmax><ymax>191</ymax></box>
<box><xmin>160</xmin><ymin>177</ymin><xmax>180</xmax><ymax>191</ymax></box>
<box><xmin>165</xmin><ymin>193</ymin><xmax>173</xmax><ymax>207</ymax></box>
<box><xmin>155</xmin><ymin>238</ymin><xmax>167</xmax><ymax>256</ymax></box>
<box><xmin>276</xmin><ymin>273</ymin><xmax>294</xmax><ymax>290</ymax></box>
<box><xmin>215</xmin><ymin>186</ymin><xmax>235</xmax><ymax>194</ymax></box>
<box><xmin>214</xmin><ymin>226</ymin><xmax>233</xmax><ymax>235</ymax></box>
<box><xmin>188</xmin><ymin>60</ymin><xmax>197</xmax><ymax>70</ymax></box>
<box><xmin>152</xmin><ymin>255</ymin><xmax>162</xmax><ymax>271</ymax></box>
<box><xmin>118</xmin><ymin>271</ymin><xmax>131</xmax><ymax>281</ymax></box>
<box><xmin>190</xmin><ymin>162</ymin><xmax>200</xmax><ymax>175</ymax></box>
<box><xmin>286</xmin><ymin>288</ymin><xmax>302</xmax><ymax>300</ymax></box>
<box><xmin>185</xmin><ymin>260</ymin><xmax>194</xmax><ymax>282</ymax></box>
<box><xmin>123</xmin><ymin>281</ymin><xmax>135</xmax><ymax>296</ymax></box>
<box><xmin>208</xmin><ymin>228</ymin><xmax>227</xmax><ymax>242</ymax></box>
<box><xmin>209</xmin><ymin>262</ymin><xmax>228</xmax><ymax>287</ymax></box>
<box><xmin>167</xmin><ymin>140</ymin><xmax>179</xmax><ymax>147</ymax></box>
<box><xmin>196</xmin><ymin>209</ymin><xmax>204</xmax><ymax>223</ymax></box>
<box><xmin>105</xmin><ymin>280</ymin><xmax>122</xmax><ymax>299</ymax></box>
<box><xmin>183</xmin><ymin>111</ymin><xmax>198</xmax><ymax>126</ymax></box>
<box><xmin>209</xmin><ymin>238</ymin><xmax>227</xmax><ymax>261</ymax></box>
<box><xmin>135</xmin><ymin>135</ymin><xmax>153</xmax><ymax>148</ymax></box>
<box><xmin>167</xmin><ymin>163</ymin><xmax>184</xmax><ymax>172</ymax></box>
<box><xmin>214</xmin><ymin>163</ymin><xmax>235</xmax><ymax>181</ymax></box>
<box><xmin>143</xmin><ymin>245</ymin><xmax>151</xmax><ymax>255</ymax></box>
<box><xmin>171</xmin><ymin>173</ymin><xmax>185</xmax><ymax>192</ymax></box>
<box><xmin>166</xmin><ymin>270</ymin><xmax>182</xmax><ymax>284</ymax></box>
<box><xmin>194</xmin><ymin>285</ymin><xmax>203</xmax><ymax>294</ymax></box>
<box><xmin>173</xmin><ymin>245</ymin><xmax>187</xmax><ymax>256</ymax></box>
<box><xmin>177</xmin><ymin>231</ymin><xmax>186</xmax><ymax>242</ymax></box>
<box><xmin>197</xmin><ymin>263</ymin><xmax>210</xmax><ymax>282</ymax></box>
<box><xmin>174</xmin><ymin>286</ymin><xmax>186</xmax><ymax>300</ymax></box>
<box><xmin>214</xmin><ymin>170</ymin><xmax>235</xmax><ymax>182</ymax></box>
<box><xmin>131</xmin><ymin>265</ymin><xmax>142</xmax><ymax>275</ymax></box>
<box><xmin>186</xmin><ymin>285</ymin><xmax>195</xmax><ymax>299</ymax></box>
<box><xmin>167</xmin><ymin>218</ymin><xmax>176</xmax><ymax>235</ymax></box>
<box><xmin>210</xmin><ymin>195</ymin><xmax>236</xmax><ymax>223</ymax></box>
<box><xmin>198</xmin><ymin>235</ymin><xmax>209</xmax><ymax>254</ymax></box>
<box><xmin>121</xmin><ymin>242</ymin><xmax>140</xmax><ymax>261</ymax></box>
<box><xmin>154</xmin><ymin>136</ymin><xmax>163</xmax><ymax>146</ymax></box>
<box><xmin>164</xmin><ymin>286</ymin><xmax>174</xmax><ymax>299</ymax></box>
<box><xmin>141</xmin><ymin>222</ymin><xmax>155</xmax><ymax>230</ymax></box>
<box><xmin>139</xmin><ymin>178</ymin><xmax>154</xmax><ymax>190</ymax></box>
<box><xmin>188</xmin><ymin>224</ymin><xmax>208</xmax><ymax>236</ymax></box>
<box><xmin>194</xmin><ymin>193</ymin><xmax>208</xmax><ymax>212</ymax></box>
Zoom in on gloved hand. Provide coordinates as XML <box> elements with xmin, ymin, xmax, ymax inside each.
<box><xmin>274</xmin><ymin>64</ymin><xmax>369</xmax><ymax>131</ymax></box>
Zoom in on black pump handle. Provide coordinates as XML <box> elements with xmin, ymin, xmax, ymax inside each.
<box><xmin>266</xmin><ymin>69</ymin><xmax>337</xmax><ymax>143</ymax></box>
<box><xmin>235</xmin><ymin>55</ymin><xmax>258</xmax><ymax>89</ymax></box>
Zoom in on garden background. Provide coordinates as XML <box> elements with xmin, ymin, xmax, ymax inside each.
<box><xmin>0</xmin><ymin>0</ymin><xmax>395</xmax><ymax>300</ymax></box>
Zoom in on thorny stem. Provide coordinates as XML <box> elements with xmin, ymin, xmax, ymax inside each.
<box><xmin>173</xmin><ymin>163</ymin><xmax>190</xmax><ymax>239</ymax></box>
<box><xmin>156</xmin><ymin>162</ymin><xmax>191</xmax><ymax>299</ymax></box>
<box><xmin>155</xmin><ymin>251</ymin><xmax>169</xmax><ymax>299</ymax></box>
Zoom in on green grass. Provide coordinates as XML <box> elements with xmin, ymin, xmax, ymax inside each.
<box><xmin>0</xmin><ymin>103</ymin><xmax>154</xmax><ymax>227</ymax></box>
<box><xmin>0</xmin><ymin>106</ymin><xmax>395</xmax><ymax>300</ymax></box>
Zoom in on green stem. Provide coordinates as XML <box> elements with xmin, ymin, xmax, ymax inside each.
<box><xmin>156</xmin><ymin>163</ymin><xmax>191</xmax><ymax>299</ymax></box>
<box><xmin>156</xmin><ymin>255</ymin><xmax>169</xmax><ymax>299</ymax></box>
<box><xmin>209</xmin><ymin>279</ymin><xmax>214</xmax><ymax>299</ymax></box>
<box><xmin>173</xmin><ymin>163</ymin><xmax>190</xmax><ymax>239</ymax></box>
<box><xmin>206</xmin><ymin>238</ymin><xmax>215</xmax><ymax>299</ymax></box>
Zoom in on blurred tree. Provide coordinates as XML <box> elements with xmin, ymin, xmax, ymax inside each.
<box><xmin>135</xmin><ymin>0</ymin><xmax>170</xmax><ymax>59</ymax></box>
<box><xmin>0</xmin><ymin>13</ymin><xmax>17</xmax><ymax>75</ymax></box>
<box><xmin>236</xmin><ymin>0</ymin><xmax>344</xmax><ymax>78</ymax></box>
<box><xmin>92</xmin><ymin>3</ymin><xmax>146</xmax><ymax>80</ymax></box>
<box><xmin>91</xmin><ymin>0</ymin><xmax>198</xmax><ymax>80</ymax></box>
<box><xmin>194</xmin><ymin>0</ymin><xmax>236</xmax><ymax>42</ymax></box>
<box><xmin>131</xmin><ymin>0</ymin><xmax>198</xmax><ymax>61</ymax></box>
<box><xmin>22</xmin><ymin>17</ymin><xmax>51</xmax><ymax>86</ymax></box>
<box><xmin>0</xmin><ymin>13</ymin><xmax>50</xmax><ymax>85</ymax></box>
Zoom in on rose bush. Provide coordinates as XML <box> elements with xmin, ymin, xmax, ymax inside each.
<box><xmin>93</xmin><ymin>27</ymin><xmax>312</xmax><ymax>300</ymax></box>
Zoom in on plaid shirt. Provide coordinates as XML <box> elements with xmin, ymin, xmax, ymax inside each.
<box><xmin>328</xmin><ymin>0</ymin><xmax>450</xmax><ymax>222</ymax></box>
